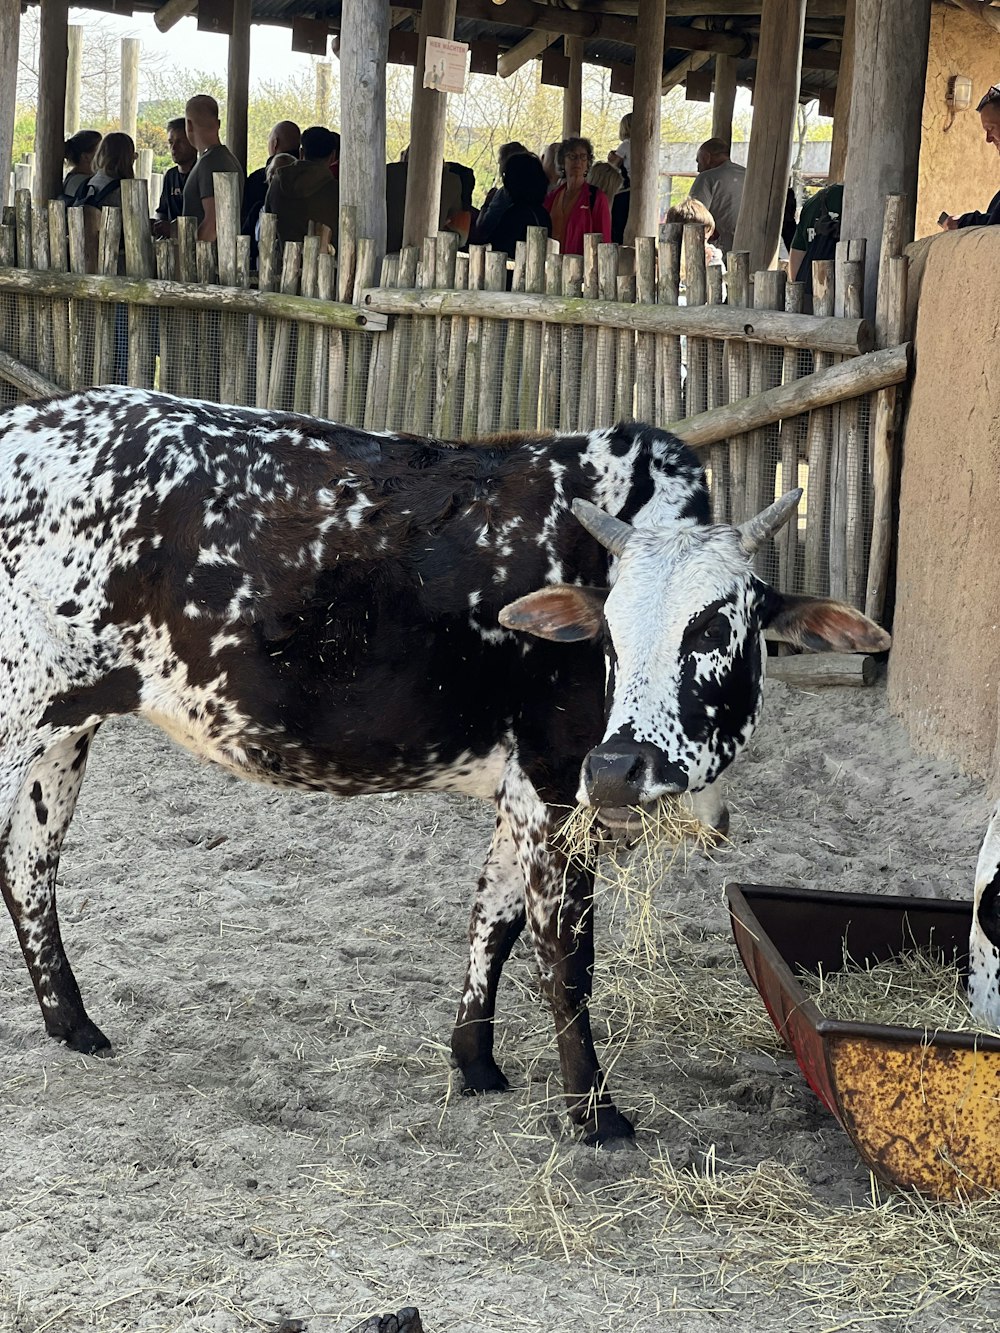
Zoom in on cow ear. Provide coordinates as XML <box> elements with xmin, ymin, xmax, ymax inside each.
<box><xmin>499</xmin><ymin>585</ymin><xmax>607</xmax><ymax>642</ymax></box>
<box><xmin>763</xmin><ymin>591</ymin><xmax>892</xmax><ymax>653</ymax></box>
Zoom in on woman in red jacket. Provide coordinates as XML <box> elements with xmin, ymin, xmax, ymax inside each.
<box><xmin>544</xmin><ymin>137</ymin><xmax>612</xmax><ymax>255</ymax></box>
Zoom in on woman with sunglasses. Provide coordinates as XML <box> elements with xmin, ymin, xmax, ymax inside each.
<box><xmin>544</xmin><ymin>137</ymin><xmax>611</xmax><ymax>255</ymax></box>
<box><xmin>940</xmin><ymin>84</ymin><xmax>1000</xmax><ymax>230</ymax></box>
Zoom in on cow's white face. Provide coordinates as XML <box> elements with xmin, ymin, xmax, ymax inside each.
<box><xmin>588</xmin><ymin>522</ymin><xmax>767</xmax><ymax>813</ymax></box>
<box><xmin>500</xmin><ymin>493</ymin><xmax>891</xmax><ymax>829</ymax></box>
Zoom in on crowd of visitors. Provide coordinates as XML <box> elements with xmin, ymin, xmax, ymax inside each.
<box><xmin>56</xmin><ymin>102</ymin><xmax>829</xmax><ymax>290</ymax></box>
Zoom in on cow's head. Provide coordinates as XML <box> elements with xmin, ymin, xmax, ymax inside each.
<box><xmin>499</xmin><ymin>491</ymin><xmax>890</xmax><ymax>828</ymax></box>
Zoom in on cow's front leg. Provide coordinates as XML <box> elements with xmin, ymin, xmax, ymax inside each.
<box><xmin>452</xmin><ymin>812</ymin><xmax>526</xmax><ymax>1094</ymax></box>
<box><xmin>0</xmin><ymin>729</ymin><xmax>109</xmax><ymax>1054</ymax></box>
<box><xmin>503</xmin><ymin>767</ymin><xmax>634</xmax><ymax>1145</ymax></box>
<box><xmin>969</xmin><ymin>803</ymin><xmax>1000</xmax><ymax>1028</ymax></box>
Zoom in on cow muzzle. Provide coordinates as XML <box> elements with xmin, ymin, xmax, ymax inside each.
<box><xmin>580</xmin><ymin>744</ymin><xmax>688</xmax><ymax>829</ymax></box>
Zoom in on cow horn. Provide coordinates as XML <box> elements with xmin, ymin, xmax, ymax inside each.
<box><xmin>737</xmin><ymin>488</ymin><xmax>803</xmax><ymax>555</ymax></box>
<box><xmin>572</xmin><ymin>499</ymin><xmax>633</xmax><ymax>556</ymax></box>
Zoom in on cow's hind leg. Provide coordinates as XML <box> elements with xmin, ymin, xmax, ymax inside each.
<box><xmin>504</xmin><ymin>767</ymin><xmax>634</xmax><ymax>1145</ymax></box>
<box><xmin>452</xmin><ymin>812</ymin><xmax>526</xmax><ymax>1094</ymax></box>
<box><xmin>0</xmin><ymin>728</ymin><xmax>109</xmax><ymax>1053</ymax></box>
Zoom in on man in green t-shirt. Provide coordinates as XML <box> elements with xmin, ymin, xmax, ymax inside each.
<box><xmin>788</xmin><ymin>182</ymin><xmax>844</xmax><ymax>286</ymax></box>
<box><xmin>181</xmin><ymin>94</ymin><xmax>245</xmax><ymax>244</ymax></box>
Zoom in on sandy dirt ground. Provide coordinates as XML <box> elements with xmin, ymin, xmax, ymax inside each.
<box><xmin>0</xmin><ymin>677</ymin><xmax>996</xmax><ymax>1333</ymax></box>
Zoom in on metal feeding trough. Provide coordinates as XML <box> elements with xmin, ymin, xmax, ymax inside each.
<box><xmin>727</xmin><ymin>883</ymin><xmax>1000</xmax><ymax>1200</ymax></box>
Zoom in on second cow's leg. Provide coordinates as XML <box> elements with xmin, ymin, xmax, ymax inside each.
<box><xmin>452</xmin><ymin>811</ymin><xmax>526</xmax><ymax>1094</ymax></box>
<box><xmin>504</xmin><ymin>765</ymin><xmax>634</xmax><ymax>1145</ymax></box>
<box><xmin>0</xmin><ymin>728</ymin><xmax>109</xmax><ymax>1053</ymax></box>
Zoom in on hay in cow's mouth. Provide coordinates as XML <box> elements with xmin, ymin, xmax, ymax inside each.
<box><xmin>554</xmin><ymin>796</ymin><xmax>716</xmax><ymax>864</ymax></box>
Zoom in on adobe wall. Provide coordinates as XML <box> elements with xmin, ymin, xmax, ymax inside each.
<box><xmin>888</xmin><ymin>227</ymin><xmax>1000</xmax><ymax>782</ymax></box>
<box><xmin>916</xmin><ymin>7</ymin><xmax>1000</xmax><ymax>239</ymax></box>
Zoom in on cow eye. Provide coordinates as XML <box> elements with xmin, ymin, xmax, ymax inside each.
<box><xmin>693</xmin><ymin>614</ymin><xmax>728</xmax><ymax>649</ymax></box>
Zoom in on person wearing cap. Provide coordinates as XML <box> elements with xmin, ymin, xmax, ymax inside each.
<box><xmin>939</xmin><ymin>83</ymin><xmax>1000</xmax><ymax>230</ymax></box>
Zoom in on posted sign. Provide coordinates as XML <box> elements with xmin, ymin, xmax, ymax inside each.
<box><xmin>423</xmin><ymin>36</ymin><xmax>469</xmax><ymax>94</ymax></box>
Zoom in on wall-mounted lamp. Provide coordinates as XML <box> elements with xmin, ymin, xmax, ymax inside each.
<box><xmin>947</xmin><ymin>74</ymin><xmax>974</xmax><ymax>111</ymax></box>
<box><xmin>944</xmin><ymin>74</ymin><xmax>973</xmax><ymax>131</ymax></box>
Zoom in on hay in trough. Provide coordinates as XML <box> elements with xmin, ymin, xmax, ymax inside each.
<box><xmin>801</xmin><ymin>947</ymin><xmax>997</xmax><ymax>1036</ymax></box>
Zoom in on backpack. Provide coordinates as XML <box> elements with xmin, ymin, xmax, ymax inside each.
<box><xmin>797</xmin><ymin>188</ymin><xmax>841</xmax><ymax>297</ymax></box>
<box><xmin>59</xmin><ymin>176</ymin><xmax>92</xmax><ymax>208</ymax></box>
<box><xmin>69</xmin><ymin>177</ymin><xmax>121</xmax><ymax>209</ymax></box>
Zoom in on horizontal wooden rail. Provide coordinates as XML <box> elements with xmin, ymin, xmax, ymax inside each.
<box><xmin>361</xmin><ymin>286</ymin><xmax>873</xmax><ymax>355</ymax></box>
<box><xmin>0</xmin><ymin>348</ymin><xmax>59</xmax><ymax>398</ymax></box>
<box><xmin>0</xmin><ymin>268</ymin><xmax>388</xmax><ymax>331</ymax></box>
<box><xmin>670</xmin><ymin>343</ymin><xmax>910</xmax><ymax>448</ymax></box>
<box><xmin>766</xmin><ymin>652</ymin><xmax>879</xmax><ymax>688</ymax></box>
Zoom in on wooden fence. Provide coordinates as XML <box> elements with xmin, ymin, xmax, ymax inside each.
<box><xmin>0</xmin><ymin>176</ymin><xmax>910</xmax><ymax>616</ymax></box>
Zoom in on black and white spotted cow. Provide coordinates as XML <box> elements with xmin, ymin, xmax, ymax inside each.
<box><xmin>0</xmin><ymin>387</ymin><xmax>890</xmax><ymax>1143</ymax></box>
<box><xmin>969</xmin><ymin>813</ymin><xmax>1000</xmax><ymax>1027</ymax></box>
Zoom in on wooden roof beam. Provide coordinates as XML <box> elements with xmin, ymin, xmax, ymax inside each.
<box><xmin>453</xmin><ymin>0</ymin><xmax>840</xmax><ymax>65</ymax></box>
<box><xmin>497</xmin><ymin>29</ymin><xmax>559</xmax><ymax>76</ymax></box>
<box><xmin>662</xmin><ymin>49</ymin><xmax>712</xmax><ymax>93</ymax></box>
<box><xmin>542</xmin><ymin>0</ymin><xmax>845</xmax><ymax>11</ymax></box>
<box><xmin>154</xmin><ymin>0</ymin><xmax>197</xmax><ymax>33</ymax></box>
<box><xmin>949</xmin><ymin>0</ymin><xmax>1000</xmax><ymax>33</ymax></box>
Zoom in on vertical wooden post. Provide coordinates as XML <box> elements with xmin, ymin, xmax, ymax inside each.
<box><xmin>711</xmin><ymin>53</ymin><xmax>738</xmax><ymax>147</ymax></box>
<box><xmin>828</xmin><ymin>0</ymin><xmax>855</xmax><ymax>182</ymax></box>
<box><xmin>841</xmin><ymin>0</ymin><xmax>930</xmax><ymax>322</ymax></box>
<box><xmin>120</xmin><ymin>37</ymin><xmax>140</xmax><ymax>143</ymax></box>
<box><xmin>626</xmin><ymin>0</ymin><xmax>665</xmax><ymax>244</ymax></box>
<box><xmin>563</xmin><ymin>36</ymin><xmax>584</xmax><ymax>138</ymax></box>
<box><xmin>227</xmin><ymin>0</ymin><xmax>252</xmax><ymax>173</ymax></box>
<box><xmin>403</xmin><ymin>0</ymin><xmax>457</xmax><ymax>249</ymax></box>
<box><xmin>65</xmin><ymin>25</ymin><xmax>83</xmax><ymax>138</ymax></box>
<box><xmin>732</xmin><ymin>0</ymin><xmax>805</xmax><ymax>272</ymax></box>
<box><xmin>316</xmin><ymin>61</ymin><xmax>333</xmax><ymax>125</ymax></box>
<box><xmin>0</xmin><ymin>0</ymin><xmax>19</xmax><ymax>209</ymax></box>
<box><xmin>341</xmin><ymin>0</ymin><xmax>389</xmax><ymax>262</ymax></box>
<box><xmin>35</xmin><ymin>0</ymin><xmax>69</xmax><ymax>206</ymax></box>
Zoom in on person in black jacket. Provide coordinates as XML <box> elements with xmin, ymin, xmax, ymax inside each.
<box><xmin>152</xmin><ymin>119</ymin><xmax>196</xmax><ymax>238</ymax></box>
<box><xmin>940</xmin><ymin>83</ymin><xmax>1000</xmax><ymax>230</ymax></box>
<box><xmin>478</xmin><ymin>152</ymin><xmax>551</xmax><ymax>262</ymax></box>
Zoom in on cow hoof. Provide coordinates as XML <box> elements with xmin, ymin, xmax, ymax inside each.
<box><xmin>52</xmin><ymin>1019</ymin><xmax>112</xmax><ymax>1056</ymax></box>
<box><xmin>582</xmin><ymin>1109</ymin><xmax>636</xmax><ymax>1148</ymax></box>
<box><xmin>459</xmin><ymin>1057</ymin><xmax>510</xmax><ymax>1095</ymax></box>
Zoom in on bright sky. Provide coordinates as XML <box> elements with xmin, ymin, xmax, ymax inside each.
<box><xmin>69</xmin><ymin>7</ymin><xmax>316</xmax><ymax>89</ymax></box>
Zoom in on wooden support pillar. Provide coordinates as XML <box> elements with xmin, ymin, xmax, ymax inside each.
<box><xmin>403</xmin><ymin>0</ymin><xmax>457</xmax><ymax>249</ymax></box>
<box><xmin>65</xmin><ymin>25</ymin><xmax>83</xmax><ymax>137</ymax></box>
<box><xmin>626</xmin><ymin>0</ymin><xmax>666</xmax><ymax>244</ymax></box>
<box><xmin>712</xmin><ymin>52</ymin><xmax>738</xmax><ymax>145</ymax></box>
<box><xmin>227</xmin><ymin>0</ymin><xmax>252</xmax><ymax>172</ymax></box>
<box><xmin>563</xmin><ymin>35</ymin><xmax>584</xmax><ymax>137</ymax></box>
<box><xmin>0</xmin><ymin>0</ymin><xmax>19</xmax><ymax>207</ymax></box>
<box><xmin>35</xmin><ymin>0</ymin><xmax>68</xmax><ymax>206</ymax></box>
<box><xmin>341</xmin><ymin>0</ymin><xmax>389</xmax><ymax>260</ymax></box>
<box><xmin>828</xmin><ymin>0</ymin><xmax>855</xmax><ymax>182</ymax></box>
<box><xmin>732</xmin><ymin>0</ymin><xmax>805</xmax><ymax>270</ymax></box>
<box><xmin>120</xmin><ymin>37</ymin><xmax>140</xmax><ymax>142</ymax></box>
<box><xmin>316</xmin><ymin>61</ymin><xmax>333</xmax><ymax>124</ymax></box>
<box><xmin>841</xmin><ymin>0</ymin><xmax>930</xmax><ymax>321</ymax></box>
